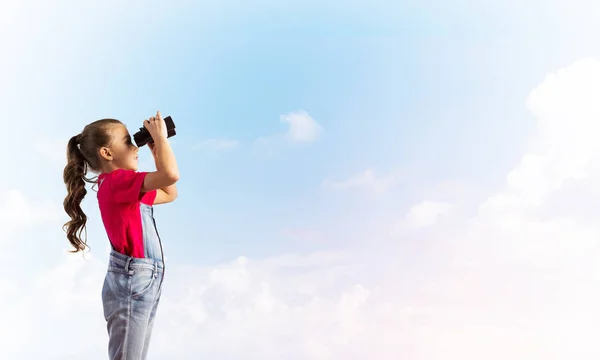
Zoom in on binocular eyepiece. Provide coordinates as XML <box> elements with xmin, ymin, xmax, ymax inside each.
<box><xmin>133</xmin><ymin>116</ymin><xmax>176</xmax><ymax>147</ymax></box>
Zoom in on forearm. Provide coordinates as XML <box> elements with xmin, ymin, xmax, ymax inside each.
<box><xmin>153</xmin><ymin>137</ymin><xmax>179</xmax><ymax>179</ymax></box>
<box><xmin>161</xmin><ymin>183</ymin><xmax>177</xmax><ymax>197</ymax></box>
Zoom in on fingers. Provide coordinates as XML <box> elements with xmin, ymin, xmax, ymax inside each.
<box><xmin>146</xmin><ymin>111</ymin><xmax>162</xmax><ymax>122</ymax></box>
<box><xmin>142</xmin><ymin>111</ymin><xmax>163</xmax><ymax>132</ymax></box>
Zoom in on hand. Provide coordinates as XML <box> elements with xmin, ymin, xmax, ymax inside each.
<box><xmin>143</xmin><ymin>110</ymin><xmax>168</xmax><ymax>141</ymax></box>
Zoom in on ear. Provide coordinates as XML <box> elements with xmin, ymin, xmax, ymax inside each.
<box><xmin>99</xmin><ymin>147</ymin><xmax>113</xmax><ymax>161</ymax></box>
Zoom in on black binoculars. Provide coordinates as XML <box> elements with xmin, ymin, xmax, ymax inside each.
<box><xmin>133</xmin><ymin>116</ymin><xmax>176</xmax><ymax>147</ymax></box>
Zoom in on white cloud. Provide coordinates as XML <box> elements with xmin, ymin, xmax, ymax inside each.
<box><xmin>379</xmin><ymin>57</ymin><xmax>600</xmax><ymax>357</ymax></box>
<box><xmin>280</xmin><ymin>110</ymin><xmax>323</xmax><ymax>143</ymax></box>
<box><xmin>2</xmin><ymin>248</ymin><xmax>388</xmax><ymax>359</ymax></box>
<box><xmin>193</xmin><ymin>138</ymin><xmax>241</xmax><ymax>151</ymax></box>
<box><xmin>253</xmin><ymin>110</ymin><xmax>324</xmax><ymax>150</ymax></box>
<box><xmin>395</xmin><ymin>201</ymin><xmax>453</xmax><ymax>231</ymax></box>
<box><xmin>455</xmin><ymin>58</ymin><xmax>600</xmax><ymax>352</ymax></box>
<box><xmin>322</xmin><ymin>169</ymin><xmax>395</xmax><ymax>194</ymax></box>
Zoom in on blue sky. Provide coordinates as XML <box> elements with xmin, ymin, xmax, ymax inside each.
<box><xmin>3</xmin><ymin>0</ymin><xmax>600</xmax><ymax>358</ymax></box>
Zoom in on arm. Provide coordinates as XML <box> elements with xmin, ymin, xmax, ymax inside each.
<box><xmin>145</xmin><ymin>135</ymin><xmax>178</xmax><ymax>205</ymax></box>
<box><xmin>140</xmin><ymin>111</ymin><xmax>180</xmax><ymax>193</ymax></box>
<box><xmin>154</xmin><ymin>186</ymin><xmax>177</xmax><ymax>204</ymax></box>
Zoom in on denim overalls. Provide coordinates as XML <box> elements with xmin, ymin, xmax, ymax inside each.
<box><xmin>101</xmin><ymin>202</ymin><xmax>165</xmax><ymax>360</ymax></box>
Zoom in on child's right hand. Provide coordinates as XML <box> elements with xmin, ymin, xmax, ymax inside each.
<box><xmin>143</xmin><ymin>111</ymin><xmax>168</xmax><ymax>141</ymax></box>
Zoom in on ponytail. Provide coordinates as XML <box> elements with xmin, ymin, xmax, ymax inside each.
<box><xmin>62</xmin><ymin>134</ymin><xmax>90</xmax><ymax>252</ymax></box>
<box><xmin>62</xmin><ymin>118</ymin><xmax>122</xmax><ymax>252</ymax></box>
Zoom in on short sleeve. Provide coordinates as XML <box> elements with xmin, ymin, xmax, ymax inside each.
<box><xmin>109</xmin><ymin>169</ymin><xmax>148</xmax><ymax>204</ymax></box>
<box><xmin>141</xmin><ymin>189</ymin><xmax>157</xmax><ymax>205</ymax></box>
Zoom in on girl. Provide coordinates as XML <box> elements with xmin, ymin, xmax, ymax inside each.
<box><xmin>62</xmin><ymin>111</ymin><xmax>179</xmax><ymax>359</ymax></box>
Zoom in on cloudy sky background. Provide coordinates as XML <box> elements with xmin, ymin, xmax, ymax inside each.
<box><xmin>2</xmin><ymin>0</ymin><xmax>600</xmax><ymax>358</ymax></box>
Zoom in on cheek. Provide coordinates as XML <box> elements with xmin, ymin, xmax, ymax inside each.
<box><xmin>124</xmin><ymin>144</ymin><xmax>135</xmax><ymax>153</ymax></box>
<box><xmin>115</xmin><ymin>146</ymin><xmax>133</xmax><ymax>158</ymax></box>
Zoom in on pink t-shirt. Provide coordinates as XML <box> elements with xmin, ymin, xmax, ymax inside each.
<box><xmin>96</xmin><ymin>169</ymin><xmax>157</xmax><ymax>258</ymax></box>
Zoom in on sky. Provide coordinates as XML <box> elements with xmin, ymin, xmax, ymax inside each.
<box><xmin>2</xmin><ymin>0</ymin><xmax>600</xmax><ymax>358</ymax></box>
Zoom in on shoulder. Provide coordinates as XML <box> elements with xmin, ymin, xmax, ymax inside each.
<box><xmin>103</xmin><ymin>169</ymin><xmax>150</xmax><ymax>204</ymax></box>
<box><xmin>107</xmin><ymin>169</ymin><xmax>149</xmax><ymax>187</ymax></box>
<box><xmin>110</xmin><ymin>168</ymin><xmax>144</xmax><ymax>180</ymax></box>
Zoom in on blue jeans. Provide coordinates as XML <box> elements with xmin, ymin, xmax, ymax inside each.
<box><xmin>102</xmin><ymin>250</ymin><xmax>164</xmax><ymax>359</ymax></box>
<box><xmin>102</xmin><ymin>203</ymin><xmax>165</xmax><ymax>359</ymax></box>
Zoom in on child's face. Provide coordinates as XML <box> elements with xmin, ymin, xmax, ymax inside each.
<box><xmin>107</xmin><ymin>124</ymin><xmax>139</xmax><ymax>171</ymax></box>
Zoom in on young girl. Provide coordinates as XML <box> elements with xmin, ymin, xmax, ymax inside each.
<box><xmin>62</xmin><ymin>111</ymin><xmax>179</xmax><ymax>359</ymax></box>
